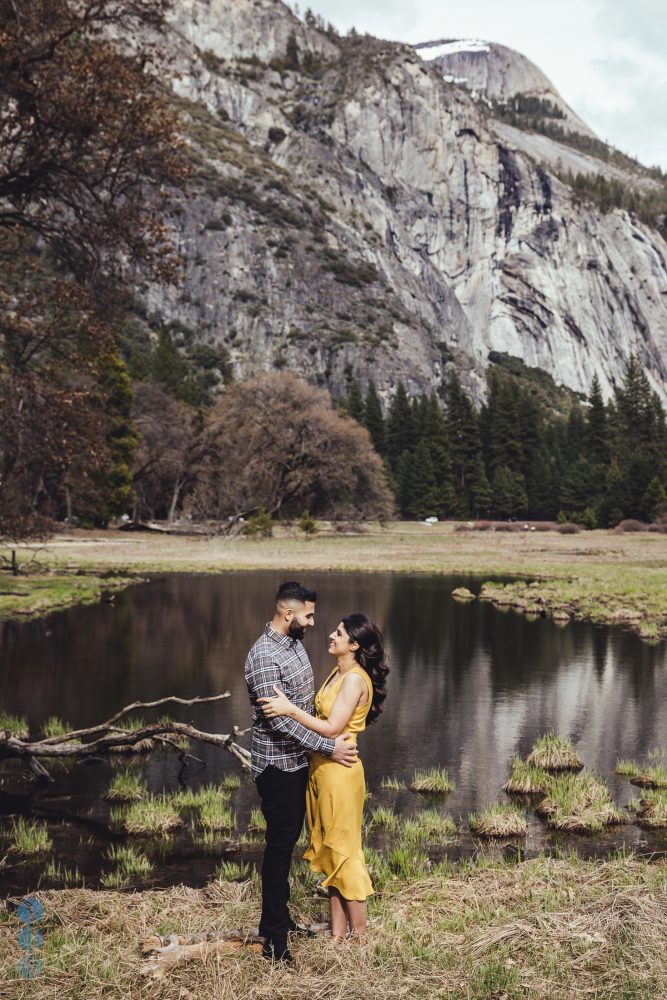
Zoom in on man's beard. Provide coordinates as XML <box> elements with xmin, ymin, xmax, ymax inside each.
<box><xmin>288</xmin><ymin>620</ymin><xmax>306</xmax><ymax>641</ymax></box>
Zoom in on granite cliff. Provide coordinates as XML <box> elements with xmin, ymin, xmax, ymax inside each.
<box><xmin>136</xmin><ymin>0</ymin><xmax>667</xmax><ymax>405</ymax></box>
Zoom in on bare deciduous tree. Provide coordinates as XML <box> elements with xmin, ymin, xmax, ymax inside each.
<box><xmin>191</xmin><ymin>373</ymin><xmax>395</xmax><ymax>524</ymax></box>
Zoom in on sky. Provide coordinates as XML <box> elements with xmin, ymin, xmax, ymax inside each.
<box><xmin>302</xmin><ymin>0</ymin><xmax>667</xmax><ymax>170</ymax></box>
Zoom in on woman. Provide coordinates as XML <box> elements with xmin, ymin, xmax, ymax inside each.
<box><xmin>258</xmin><ymin>613</ymin><xmax>388</xmax><ymax>942</ymax></box>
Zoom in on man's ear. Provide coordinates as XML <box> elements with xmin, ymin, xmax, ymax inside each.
<box><xmin>284</xmin><ymin>607</ymin><xmax>294</xmax><ymax>621</ymax></box>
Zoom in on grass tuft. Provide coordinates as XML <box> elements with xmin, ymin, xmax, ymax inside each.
<box><xmin>469</xmin><ymin>803</ymin><xmax>527</xmax><ymax>838</ymax></box>
<box><xmin>402</xmin><ymin>809</ymin><xmax>457</xmax><ymax>845</ymax></box>
<box><xmin>215</xmin><ymin>859</ymin><xmax>251</xmax><ymax>881</ymax></box>
<box><xmin>503</xmin><ymin>756</ymin><xmax>551</xmax><ymax>795</ymax></box>
<box><xmin>629</xmin><ymin>789</ymin><xmax>667</xmax><ymax>828</ymax></box>
<box><xmin>615</xmin><ymin>759</ymin><xmax>667</xmax><ymax>788</ymax></box>
<box><xmin>527</xmin><ymin>732</ymin><xmax>584</xmax><ymax>772</ymax></box>
<box><xmin>0</xmin><ymin>712</ymin><xmax>29</xmax><ymax>739</ymax></box>
<box><xmin>111</xmin><ymin>796</ymin><xmax>182</xmax><ymax>835</ymax></box>
<box><xmin>105</xmin><ymin>770</ymin><xmax>148</xmax><ymax>802</ymax></box>
<box><xmin>536</xmin><ymin>772</ymin><xmax>623</xmax><ymax>832</ymax></box>
<box><xmin>368</xmin><ymin>805</ymin><xmax>399</xmax><ymax>833</ymax></box>
<box><xmin>409</xmin><ymin>766</ymin><xmax>455</xmax><ymax>795</ymax></box>
<box><xmin>380</xmin><ymin>775</ymin><xmax>405</xmax><ymax>791</ymax></box>
<box><xmin>8</xmin><ymin>816</ymin><xmax>52</xmax><ymax>854</ymax></box>
<box><xmin>247</xmin><ymin>808</ymin><xmax>266</xmax><ymax>835</ymax></box>
<box><xmin>39</xmin><ymin>859</ymin><xmax>84</xmax><ymax>887</ymax></box>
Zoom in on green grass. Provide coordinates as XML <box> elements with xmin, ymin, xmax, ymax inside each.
<box><xmin>0</xmin><ymin>572</ymin><xmax>135</xmax><ymax>621</ymax></box>
<box><xmin>469</xmin><ymin>803</ymin><xmax>528</xmax><ymax>838</ymax></box>
<box><xmin>111</xmin><ymin>796</ymin><xmax>182</xmax><ymax>835</ymax></box>
<box><xmin>247</xmin><ymin>807</ymin><xmax>266</xmax><ymax>834</ymax></box>
<box><xmin>368</xmin><ymin>805</ymin><xmax>399</xmax><ymax>833</ymax></box>
<box><xmin>386</xmin><ymin>846</ymin><xmax>430</xmax><ymax>879</ymax></box>
<box><xmin>105</xmin><ymin>770</ymin><xmax>148</xmax><ymax>802</ymax></box>
<box><xmin>8</xmin><ymin>816</ymin><xmax>52</xmax><ymax>854</ymax></box>
<box><xmin>536</xmin><ymin>772</ymin><xmax>623</xmax><ymax>832</ymax></box>
<box><xmin>628</xmin><ymin>789</ymin><xmax>667</xmax><ymax>827</ymax></box>
<box><xmin>170</xmin><ymin>784</ymin><xmax>235</xmax><ymax>833</ymax></box>
<box><xmin>39</xmin><ymin>859</ymin><xmax>84</xmax><ymax>887</ymax></box>
<box><xmin>104</xmin><ymin>844</ymin><xmax>152</xmax><ymax>877</ymax></box>
<box><xmin>221</xmin><ymin>774</ymin><xmax>241</xmax><ymax>791</ymax></box>
<box><xmin>215</xmin><ymin>860</ymin><xmax>251</xmax><ymax>881</ymax></box>
<box><xmin>379</xmin><ymin>775</ymin><xmax>405</xmax><ymax>790</ymax></box>
<box><xmin>402</xmin><ymin>809</ymin><xmax>457</xmax><ymax>846</ymax></box>
<box><xmin>503</xmin><ymin>756</ymin><xmax>551</xmax><ymax>794</ymax></box>
<box><xmin>526</xmin><ymin>732</ymin><xmax>584</xmax><ymax>772</ymax></box>
<box><xmin>614</xmin><ymin>759</ymin><xmax>667</xmax><ymax>788</ymax></box>
<box><xmin>409</xmin><ymin>766</ymin><xmax>455</xmax><ymax>795</ymax></box>
<box><xmin>41</xmin><ymin>716</ymin><xmax>72</xmax><ymax>738</ymax></box>
<box><xmin>0</xmin><ymin>712</ymin><xmax>29</xmax><ymax>739</ymax></box>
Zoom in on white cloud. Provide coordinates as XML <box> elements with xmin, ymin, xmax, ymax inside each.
<box><xmin>302</xmin><ymin>0</ymin><xmax>666</xmax><ymax>169</ymax></box>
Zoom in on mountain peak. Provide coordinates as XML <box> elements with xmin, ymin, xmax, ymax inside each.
<box><xmin>415</xmin><ymin>37</ymin><xmax>596</xmax><ymax>140</ymax></box>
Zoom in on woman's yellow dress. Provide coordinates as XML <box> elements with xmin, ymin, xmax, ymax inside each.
<box><xmin>304</xmin><ymin>665</ymin><xmax>374</xmax><ymax>901</ymax></box>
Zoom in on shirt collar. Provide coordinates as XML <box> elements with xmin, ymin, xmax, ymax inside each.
<box><xmin>264</xmin><ymin>622</ymin><xmax>297</xmax><ymax>648</ymax></box>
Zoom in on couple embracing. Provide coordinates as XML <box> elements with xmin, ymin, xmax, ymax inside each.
<box><xmin>244</xmin><ymin>580</ymin><xmax>389</xmax><ymax>963</ymax></box>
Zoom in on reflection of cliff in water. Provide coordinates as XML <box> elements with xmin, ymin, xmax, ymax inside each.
<box><xmin>0</xmin><ymin>572</ymin><xmax>666</xmax><ymax>824</ymax></box>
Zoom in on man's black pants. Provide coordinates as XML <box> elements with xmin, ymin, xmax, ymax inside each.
<box><xmin>256</xmin><ymin>764</ymin><xmax>308</xmax><ymax>949</ymax></box>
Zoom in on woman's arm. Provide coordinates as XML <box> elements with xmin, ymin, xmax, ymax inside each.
<box><xmin>258</xmin><ymin>673</ymin><xmax>367</xmax><ymax>738</ymax></box>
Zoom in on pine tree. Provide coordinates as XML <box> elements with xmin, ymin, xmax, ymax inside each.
<box><xmin>364</xmin><ymin>381</ymin><xmax>385</xmax><ymax>455</ymax></box>
<box><xmin>586</xmin><ymin>375</ymin><xmax>610</xmax><ymax>465</ymax></box>
<box><xmin>485</xmin><ymin>373</ymin><xmax>523</xmax><ymax>474</ymax></box>
<box><xmin>343</xmin><ymin>379</ymin><xmax>364</xmax><ymax>423</ymax></box>
<box><xmin>491</xmin><ymin>465</ymin><xmax>525</xmax><ymax>518</ymax></box>
<box><xmin>386</xmin><ymin>383</ymin><xmax>414</xmax><ymax>470</ymax></box>
<box><xmin>468</xmin><ymin>453</ymin><xmax>492</xmax><ymax>518</ymax></box>
<box><xmin>527</xmin><ymin>448</ymin><xmax>557</xmax><ymax>520</ymax></box>
<box><xmin>641</xmin><ymin>476</ymin><xmax>667</xmax><ymax>521</ymax></box>
<box><xmin>405</xmin><ymin>440</ymin><xmax>439</xmax><ymax>520</ymax></box>
<box><xmin>559</xmin><ymin>456</ymin><xmax>600</xmax><ymax>515</ymax></box>
<box><xmin>446</xmin><ymin>372</ymin><xmax>483</xmax><ymax>515</ymax></box>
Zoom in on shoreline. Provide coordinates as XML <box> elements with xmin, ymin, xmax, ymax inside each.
<box><xmin>1</xmin><ymin>523</ymin><xmax>666</xmax><ymax>641</ymax></box>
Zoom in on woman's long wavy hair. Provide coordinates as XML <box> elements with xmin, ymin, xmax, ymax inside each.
<box><xmin>341</xmin><ymin>613</ymin><xmax>389</xmax><ymax>725</ymax></box>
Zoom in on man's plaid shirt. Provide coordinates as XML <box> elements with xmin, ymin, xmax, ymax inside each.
<box><xmin>244</xmin><ymin>624</ymin><xmax>335</xmax><ymax>778</ymax></box>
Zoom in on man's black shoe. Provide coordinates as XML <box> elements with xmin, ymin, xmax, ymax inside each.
<box><xmin>287</xmin><ymin>920</ymin><xmax>316</xmax><ymax>939</ymax></box>
<box><xmin>261</xmin><ymin>941</ymin><xmax>294</xmax><ymax>964</ymax></box>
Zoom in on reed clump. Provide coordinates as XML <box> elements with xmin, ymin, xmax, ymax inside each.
<box><xmin>380</xmin><ymin>775</ymin><xmax>405</xmax><ymax>791</ymax></box>
<box><xmin>100</xmin><ymin>844</ymin><xmax>153</xmax><ymax>888</ymax></box>
<box><xmin>628</xmin><ymin>789</ymin><xmax>667</xmax><ymax>828</ymax></box>
<box><xmin>409</xmin><ymin>767</ymin><xmax>454</xmax><ymax>795</ymax></box>
<box><xmin>7</xmin><ymin>816</ymin><xmax>52</xmax><ymax>855</ymax></box>
<box><xmin>247</xmin><ymin>807</ymin><xmax>266</xmax><ymax>834</ymax></box>
<box><xmin>469</xmin><ymin>804</ymin><xmax>527</xmax><ymax>838</ymax></box>
<box><xmin>502</xmin><ymin>756</ymin><xmax>551</xmax><ymax>794</ymax></box>
<box><xmin>614</xmin><ymin>759</ymin><xmax>667</xmax><ymax>788</ymax></box>
<box><xmin>39</xmin><ymin>860</ymin><xmax>84</xmax><ymax>887</ymax></box>
<box><xmin>215</xmin><ymin>860</ymin><xmax>251</xmax><ymax>881</ymax></box>
<box><xmin>105</xmin><ymin>770</ymin><xmax>148</xmax><ymax>802</ymax></box>
<box><xmin>536</xmin><ymin>772</ymin><xmax>623</xmax><ymax>832</ymax></box>
<box><xmin>368</xmin><ymin>805</ymin><xmax>399</xmax><ymax>833</ymax></box>
<box><xmin>402</xmin><ymin>809</ymin><xmax>457</xmax><ymax>846</ymax></box>
<box><xmin>111</xmin><ymin>796</ymin><xmax>182</xmax><ymax>835</ymax></box>
<box><xmin>0</xmin><ymin>712</ymin><xmax>29</xmax><ymax>739</ymax></box>
<box><xmin>527</xmin><ymin>733</ymin><xmax>584</xmax><ymax>772</ymax></box>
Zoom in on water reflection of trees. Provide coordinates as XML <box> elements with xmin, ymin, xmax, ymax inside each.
<box><xmin>1</xmin><ymin>572</ymin><xmax>666</xmax><ymax>817</ymax></box>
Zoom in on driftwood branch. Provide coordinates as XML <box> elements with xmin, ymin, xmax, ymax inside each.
<box><xmin>0</xmin><ymin>694</ymin><xmax>252</xmax><ymax>774</ymax></box>
<box><xmin>140</xmin><ymin>929</ymin><xmax>265</xmax><ymax>979</ymax></box>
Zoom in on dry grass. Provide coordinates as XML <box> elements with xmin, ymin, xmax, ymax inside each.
<box><xmin>1</xmin><ymin>855</ymin><xmax>665</xmax><ymax>999</ymax></box>
<box><xmin>469</xmin><ymin>804</ymin><xmax>528</xmax><ymax>838</ymax></box>
<box><xmin>503</xmin><ymin>757</ymin><xmax>551</xmax><ymax>795</ymax></box>
<box><xmin>4</xmin><ymin>522</ymin><xmax>667</xmax><ymax>640</ymax></box>
<box><xmin>409</xmin><ymin>767</ymin><xmax>454</xmax><ymax>795</ymax></box>
<box><xmin>526</xmin><ymin>733</ymin><xmax>584</xmax><ymax>772</ymax></box>
<box><xmin>536</xmin><ymin>773</ymin><xmax>624</xmax><ymax>833</ymax></box>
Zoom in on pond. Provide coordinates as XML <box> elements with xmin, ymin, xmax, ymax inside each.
<box><xmin>1</xmin><ymin>571</ymin><xmax>666</xmax><ymax>894</ymax></box>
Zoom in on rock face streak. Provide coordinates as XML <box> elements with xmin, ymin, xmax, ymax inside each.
<box><xmin>149</xmin><ymin>0</ymin><xmax>667</xmax><ymax>403</ymax></box>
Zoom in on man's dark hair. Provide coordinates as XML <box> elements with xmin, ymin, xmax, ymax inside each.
<box><xmin>275</xmin><ymin>581</ymin><xmax>317</xmax><ymax>608</ymax></box>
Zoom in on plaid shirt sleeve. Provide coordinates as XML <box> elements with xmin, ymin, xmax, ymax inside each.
<box><xmin>246</xmin><ymin>644</ymin><xmax>335</xmax><ymax>757</ymax></box>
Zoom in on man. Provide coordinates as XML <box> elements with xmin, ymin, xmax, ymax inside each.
<box><xmin>245</xmin><ymin>580</ymin><xmax>356</xmax><ymax>963</ymax></box>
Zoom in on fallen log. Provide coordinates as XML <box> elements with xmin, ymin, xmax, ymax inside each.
<box><xmin>0</xmin><ymin>694</ymin><xmax>252</xmax><ymax>776</ymax></box>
